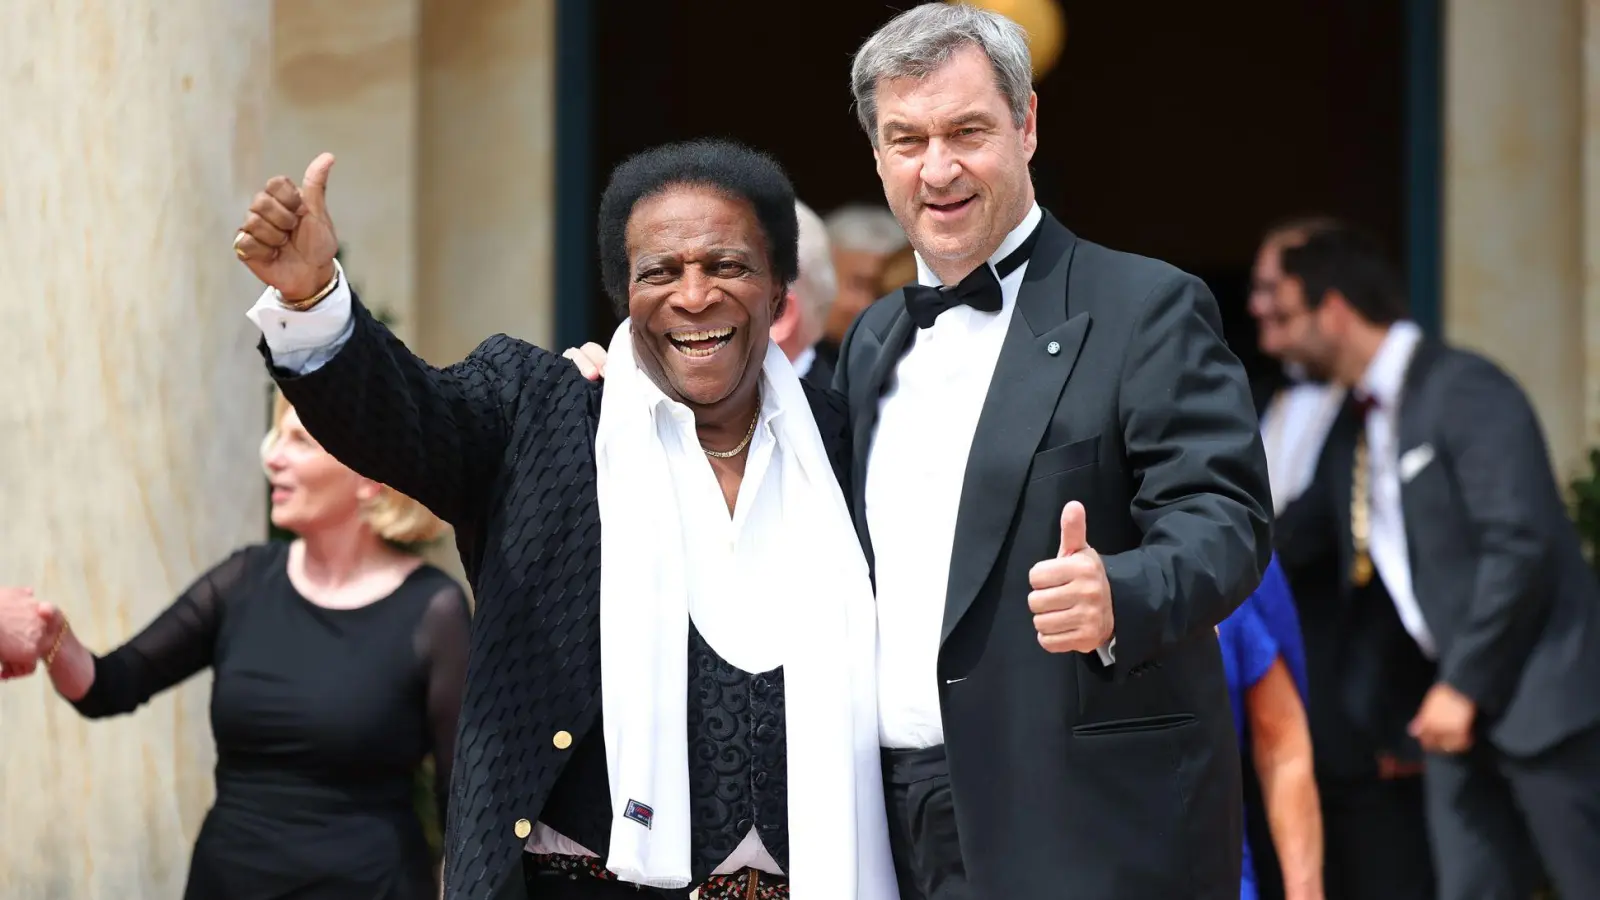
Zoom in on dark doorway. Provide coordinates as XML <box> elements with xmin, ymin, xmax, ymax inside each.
<box><xmin>582</xmin><ymin>0</ymin><xmax>1407</xmax><ymax>386</ymax></box>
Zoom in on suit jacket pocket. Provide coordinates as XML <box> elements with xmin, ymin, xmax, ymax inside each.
<box><xmin>1071</xmin><ymin>712</ymin><xmax>1196</xmax><ymax>738</ymax></box>
<box><xmin>1029</xmin><ymin>435</ymin><xmax>1099</xmax><ymax>481</ymax></box>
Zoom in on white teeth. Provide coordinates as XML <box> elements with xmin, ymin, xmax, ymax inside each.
<box><xmin>673</xmin><ymin>327</ymin><xmax>733</xmax><ymax>342</ymax></box>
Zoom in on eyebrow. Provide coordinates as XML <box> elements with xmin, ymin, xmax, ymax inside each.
<box><xmin>633</xmin><ymin>247</ymin><xmax>754</xmax><ymax>268</ymax></box>
<box><xmin>881</xmin><ymin>112</ymin><xmax>997</xmax><ymax>138</ymax></box>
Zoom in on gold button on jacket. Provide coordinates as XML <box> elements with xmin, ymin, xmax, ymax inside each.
<box><xmin>552</xmin><ymin>730</ymin><xmax>572</xmax><ymax>750</ymax></box>
<box><xmin>514</xmin><ymin>818</ymin><xmax>532</xmax><ymax>840</ymax></box>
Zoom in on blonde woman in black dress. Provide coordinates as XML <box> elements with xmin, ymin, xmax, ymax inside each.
<box><xmin>3</xmin><ymin>392</ymin><xmax>470</xmax><ymax>899</ymax></box>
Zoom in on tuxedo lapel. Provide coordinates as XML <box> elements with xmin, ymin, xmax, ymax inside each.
<box><xmin>848</xmin><ymin>291</ymin><xmax>915</xmax><ymax>566</ymax></box>
<box><xmin>941</xmin><ymin>216</ymin><xmax>1087</xmax><ymax>646</ymax></box>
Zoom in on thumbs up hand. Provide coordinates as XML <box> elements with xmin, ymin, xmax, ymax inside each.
<box><xmin>235</xmin><ymin>153</ymin><xmax>341</xmax><ymax>303</ymax></box>
<box><xmin>1028</xmin><ymin>501</ymin><xmax>1115</xmax><ymax>654</ymax></box>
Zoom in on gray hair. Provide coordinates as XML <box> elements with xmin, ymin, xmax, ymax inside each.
<box><xmin>850</xmin><ymin>3</ymin><xmax>1033</xmax><ymax>144</ymax></box>
<box><xmin>792</xmin><ymin>200</ymin><xmax>838</xmax><ymax>339</ymax></box>
<box><xmin>823</xmin><ymin>204</ymin><xmax>907</xmax><ymax>255</ymax></box>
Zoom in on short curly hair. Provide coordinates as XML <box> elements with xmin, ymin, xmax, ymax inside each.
<box><xmin>597</xmin><ymin>138</ymin><xmax>799</xmax><ymax>317</ymax></box>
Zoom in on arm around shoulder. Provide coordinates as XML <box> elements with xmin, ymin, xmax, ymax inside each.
<box><xmin>1101</xmin><ymin>273</ymin><xmax>1273</xmax><ymax>669</ymax></box>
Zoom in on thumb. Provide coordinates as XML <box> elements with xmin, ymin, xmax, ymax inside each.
<box><xmin>1058</xmin><ymin>500</ymin><xmax>1087</xmax><ymax>558</ymax></box>
<box><xmin>301</xmin><ymin>152</ymin><xmax>336</xmax><ymax>217</ymax></box>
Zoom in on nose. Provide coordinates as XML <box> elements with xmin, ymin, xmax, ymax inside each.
<box><xmin>919</xmin><ymin>138</ymin><xmax>961</xmax><ymax>190</ymax></box>
<box><xmin>669</xmin><ymin>266</ymin><xmax>718</xmax><ymax>315</ymax></box>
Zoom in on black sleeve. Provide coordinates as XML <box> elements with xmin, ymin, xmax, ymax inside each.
<box><xmin>1099</xmin><ymin>273</ymin><xmax>1275</xmax><ymax>672</ymax></box>
<box><xmin>414</xmin><ymin>579</ymin><xmax>471</xmax><ymax>824</ymax></box>
<box><xmin>263</xmin><ymin>293</ymin><xmax>547</xmax><ymax>527</ymax></box>
<box><xmin>71</xmin><ymin>545</ymin><xmax>259</xmax><ymax>719</ymax></box>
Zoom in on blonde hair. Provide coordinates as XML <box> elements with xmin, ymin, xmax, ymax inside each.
<box><xmin>262</xmin><ymin>391</ymin><xmax>448</xmax><ymax>546</ymax></box>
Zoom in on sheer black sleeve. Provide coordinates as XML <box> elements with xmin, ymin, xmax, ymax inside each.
<box><xmin>70</xmin><ymin>545</ymin><xmax>261</xmax><ymax>719</ymax></box>
<box><xmin>415</xmin><ymin>579</ymin><xmax>471</xmax><ymax>823</ymax></box>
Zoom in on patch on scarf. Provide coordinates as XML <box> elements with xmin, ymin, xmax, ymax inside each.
<box><xmin>624</xmin><ymin>799</ymin><xmax>654</xmax><ymax>828</ymax></box>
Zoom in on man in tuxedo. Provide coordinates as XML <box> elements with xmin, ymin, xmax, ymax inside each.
<box><xmin>772</xmin><ymin>199</ymin><xmax>840</xmax><ymax>388</ymax></box>
<box><xmin>838</xmin><ymin>5</ymin><xmax>1272</xmax><ymax>897</ymax></box>
<box><xmin>1272</xmin><ymin>225</ymin><xmax>1600</xmax><ymax>900</ymax></box>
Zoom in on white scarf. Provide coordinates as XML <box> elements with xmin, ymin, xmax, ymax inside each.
<box><xmin>594</xmin><ymin>321</ymin><xmax>897</xmax><ymax>899</ymax></box>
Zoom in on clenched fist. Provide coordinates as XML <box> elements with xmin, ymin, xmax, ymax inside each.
<box><xmin>1028</xmin><ymin>501</ymin><xmax>1115</xmax><ymax>654</ymax></box>
<box><xmin>235</xmin><ymin>153</ymin><xmax>340</xmax><ymax>302</ymax></box>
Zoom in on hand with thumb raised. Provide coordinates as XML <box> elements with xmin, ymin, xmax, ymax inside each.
<box><xmin>1028</xmin><ymin>500</ymin><xmax>1115</xmax><ymax>654</ymax></box>
<box><xmin>234</xmin><ymin>152</ymin><xmax>341</xmax><ymax>303</ymax></box>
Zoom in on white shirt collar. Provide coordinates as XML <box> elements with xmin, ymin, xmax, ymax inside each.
<box><xmin>1358</xmin><ymin>320</ymin><xmax>1423</xmax><ymax>408</ymax></box>
<box><xmin>914</xmin><ymin>203</ymin><xmax>1043</xmax><ymax>288</ymax></box>
<box><xmin>793</xmin><ymin>345</ymin><xmax>817</xmax><ymax>378</ymax></box>
<box><xmin>638</xmin><ymin>355</ymin><xmax>786</xmax><ymax>437</ymax></box>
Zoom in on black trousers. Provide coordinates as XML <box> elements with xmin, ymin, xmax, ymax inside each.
<box><xmin>1427</xmin><ymin>723</ymin><xmax>1600</xmax><ymax>900</ymax></box>
<box><xmin>1320</xmin><ymin>774</ymin><xmax>1436</xmax><ymax>900</ymax></box>
<box><xmin>882</xmin><ymin>745</ymin><xmax>973</xmax><ymax>900</ymax></box>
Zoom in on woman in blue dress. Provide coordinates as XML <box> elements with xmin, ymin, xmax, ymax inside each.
<box><xmin>1218</xmin><ymin>555</ymin><xmax>1324</xmax><ymax>900</ymax></box>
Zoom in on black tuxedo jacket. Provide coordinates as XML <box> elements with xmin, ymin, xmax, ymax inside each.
<box><xmin>834</xmin><ymin>213</ymin><xmax>1273</xmax><ymax>898</ymax></box>
<box><xmin>1276</xmin><ymin>340</ymin><xmax>1600</xmax><ymax>757</ymax></box>
<box><xmin>264</xmin><ymin>298</ymin><xmax>853</xmax><ymax>900</ymax></box>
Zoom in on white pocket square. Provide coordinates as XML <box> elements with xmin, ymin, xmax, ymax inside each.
<box><xmin>1399</xmin><ymin>443</ymin><xmax>1435</xmax><ymax>483</ymax></box>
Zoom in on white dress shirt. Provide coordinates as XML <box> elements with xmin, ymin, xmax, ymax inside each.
<box><xmin>868</xmin><ymin>204</ymin><xmax>1110</xmax><ymax>751</ymax></box>
<box><xmin>246</xmin><ymin>268</ymin><xmax>786</xmax><ymax>875</ymax></box>
<box><xmin>1357</xmin><ymin>321</ymin><xmax>1436</xmax><ymax>658</ymax></box>
<box><xmin>1259</xmin><ymin>375</ymin><xmax>1345</xmax><ymax>514</ymax></box>
<box><xmin>792</xmin><ymin>345</ymin><xmax>816</xmax><ymax>379</ymax></box>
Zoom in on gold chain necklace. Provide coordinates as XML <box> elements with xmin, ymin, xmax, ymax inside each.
<box><xmin>702</xmin><ymin>390</ymin><xmax>761</xmax><ymax>459</ymax></box>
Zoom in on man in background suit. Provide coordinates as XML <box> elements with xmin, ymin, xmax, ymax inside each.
<box><xmin>1246</xmin><ymin>216</ymin><xmax>1428</xmax><ymax>900</ymax></box>
<box><xmin>771</xmin><ymin>199</ymin><xmax>839</xmax><ymax>389</ymax></box>
<box><xmin>838</xmin><ymin>5</ymin><xmax>1272</xmax><ymax>897</ymax></box>
<box><xmin>1273</xmin><ymin>226</ymin><xmax>1600</xmax><ymax>900</ymax></box>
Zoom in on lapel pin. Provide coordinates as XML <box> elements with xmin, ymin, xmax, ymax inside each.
<box><xmin>1046</xmin><ymin>341</ymin><xmax>1061</xmax><ymax>355</ymax></box>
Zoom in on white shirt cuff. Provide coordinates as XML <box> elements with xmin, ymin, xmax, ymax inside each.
<box><xmin>244</xmin><ymin>259</ymin><xmax>355</xmax><ymax>375</ymax></box>
<box><xmin>1095</xmin><ymin>637</ymin><xmax>1117</xmax><ymax>666</ymax></box>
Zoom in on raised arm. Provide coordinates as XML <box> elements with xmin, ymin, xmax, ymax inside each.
<box><xmin>1104</xmin><ymin>273</ymin><xmax>1274</xmax><ymax>669</ymax></box>
<box><xmin>41</xmin><ymin>546</ymin><xmax>259</xmax><ymax>718</ymax></box>
<box><xmin>236</xmin><ymin>154</ymin><xmax>537</xmax><ymax>526</ymax></box>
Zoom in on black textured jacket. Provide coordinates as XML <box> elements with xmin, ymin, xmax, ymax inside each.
<box><xmin>264</xmin><ymin>297</ymin><xmax>852</xmax><ymax>900</ymax></box>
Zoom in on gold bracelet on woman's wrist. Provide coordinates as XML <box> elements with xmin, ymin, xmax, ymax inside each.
<box><xmin>43</xmin><ymin>621</ymin><xmax>68</xmax><ymax>668</ymax></box>
<box><xmin>280</xmin><ymin>268</ymin><xmax>341</xmax><ymax>312</ymax></box>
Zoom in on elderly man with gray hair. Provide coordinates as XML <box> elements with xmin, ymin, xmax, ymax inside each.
<box><xmin>834</xmin><ymin>5</ymin><xmax>1271</xmax><ymax>899</ymax></box>
<box><xmin>770</xmin><ymin>199</ymin><xmax>841</xmax><ymax>388</ymax></box>
<box><xmin>821</xmin><ymin>205</ymin><xmax>908</xmax><ymax>354</ymax></box>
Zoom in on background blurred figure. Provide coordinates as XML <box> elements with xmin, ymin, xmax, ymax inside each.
<box><xmin>1217</xmin><ymin>556</ymin><xmax>1323</xmax><ymax>900</ymax></box>
<box><xmin>874</xmin><ymin>244</ymin><xmax>919</xmax><ymax>297</ymax></box>
<box><xmin>819</xmin><ymin>204</ymin><xmax>907</xmax><ymax>362</ymax></box>
<box><xmin>0</xmin><ymin>394</ymin><xmax>469</xmax><ymax>900</ymax></box>
<box><xmin>771</xmin><ymin>199</ymin><xmax>841</xmax><ymax>387</ymax></box>
<box><xmin>1275</xmin><ymin>226</ymin><xmax>1600</xmax><ymax>900</ymax></box>
<box><xmin>1249</xmin><ymin>216</ymin><xmax>1345</xmax><ymax>514</ymax></box>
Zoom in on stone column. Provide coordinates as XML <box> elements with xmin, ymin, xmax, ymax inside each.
<box><xmin>416</xmin><ymin>0</ymin><xmax>558</xmax><ymax>364</ymax></box>
<box><xmin>1443</xmin><ymin>0</ymin><xmax>1585</xmax><ymax>478</ymax></box>
<box><xmin>0</xmin><ymin>3</ymin><xmax>271</xmax><ymax>896</ymax></box>
<box><xmin>267</xmin><ymin>0</ymin><xmax>422</xmax><ymax>343</ymax></box>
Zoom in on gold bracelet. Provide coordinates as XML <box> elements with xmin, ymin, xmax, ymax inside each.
<box><xmin>43</xmin><ymin>620</ymin><xmax>68</xmax><ymax>668</ymax></box>
<box><xmin>280</xmin><ymin>268</ymin><xmax>341</xmax><ymax>313</ymax></box>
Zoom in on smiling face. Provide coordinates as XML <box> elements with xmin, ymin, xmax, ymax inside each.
<box><xmin>263</xmin><ymin>406</ymin><xmax>377</xmax><ymax>535</ymax></box>
<box><xmin>625</xmin><ymin>184</ymin><xmax>784</xmax><ymax>410</ymax></box>
<box><xmin>872</xmin><ymin>44</ymin><xmax>1037</xmax><ymax>282</ymax></box>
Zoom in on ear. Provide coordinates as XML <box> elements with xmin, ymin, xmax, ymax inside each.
<box><xmin>770</xmin><ymin>288</ymin><xmax>799</xmax><ymax>343</ymax></box>
<box><xmin>1021</xmin><ymin>91</ymin><xmax>1039</xmax><ymax>161</ymax></box>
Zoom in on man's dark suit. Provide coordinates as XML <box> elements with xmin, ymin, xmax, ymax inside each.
<box><xmin>833</xmin><ymin>212</ymin><xmax>1274</xmax><ymax>898</ymax></box>
<box><xmin>265</xmin><ymin>298</ymin><xmax>854</xmax><ymax>900</ymax></box>
<box><xmin>799</xmin><ymin>346</ymin><xmax>834</xmax><ymax>392</ymax></box>
<box><xmin>1277</xmin><ymin>338</ymin><xmax>1600</xmax><ymax>899</ymax></box>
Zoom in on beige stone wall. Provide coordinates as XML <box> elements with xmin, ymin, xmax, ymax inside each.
<box><xmin>1443</xmin><ymin>0</ymin><xmax>1586</xmax><ymax>479</ymax></box>
<box><xmin>0</xmin><ymin>2</ymin><xmax>273</xmax><ymax>896</ymax></box>
<box><xmin>0</xmin><ymin>1</ymin><xmax>556</xmax><ymax>893</ymax></box>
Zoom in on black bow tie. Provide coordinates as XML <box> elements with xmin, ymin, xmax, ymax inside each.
<box><xmin>904</xmin><ymin>221</ymin><xmax>1042</xmax><ymax>329</ymax></box>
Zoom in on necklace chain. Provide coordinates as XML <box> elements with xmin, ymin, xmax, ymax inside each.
<box><xmin>702</xmin><ymin>391</ymin><xmax>761</xmax><ymax>459</ymax></box>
